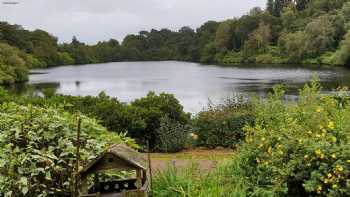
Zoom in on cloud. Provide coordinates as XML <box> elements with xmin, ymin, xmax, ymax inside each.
<box><xmin>0</xmin><ymin>0</ymin><xmax>266</xmax><ymax>43</ymax></box>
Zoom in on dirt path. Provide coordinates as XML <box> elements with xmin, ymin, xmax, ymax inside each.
<box><xmin>146</xmin><ymin>149</ymin><xmax>234</xmax><ymax>174</ymax></box>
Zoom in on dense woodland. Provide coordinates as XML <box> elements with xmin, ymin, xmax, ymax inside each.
<box><xmin>1</xmin><ymin>0</ymin><xmax>350</xmax><ymax>84</ymax></box>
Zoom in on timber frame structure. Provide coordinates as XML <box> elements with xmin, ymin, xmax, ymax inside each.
<box><xmin>78</xmin><ymin>144</ymin><xmax>150</xmax><ymax>197</ymax></box>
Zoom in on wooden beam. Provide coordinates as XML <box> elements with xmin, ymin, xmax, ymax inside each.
<box><xmin>75</xmin><ymin>118</ymin><xmax>82</xmax><ymax>196</ymax></box>
<box><xmin>81</xmin><ymin>176</ymin><xmax>88</xmax><ymax>195</ymax></box>
<box><xmin>94</xmin><ymin>173</ymin><xmax>99</xmax><ymax>192</ymax></box>
<box><xmin>136</xmin><ymin>170</ymin><xmax>142</xmax><ymax>189</ymax></box>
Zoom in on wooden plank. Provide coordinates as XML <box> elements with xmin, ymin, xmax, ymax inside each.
<box><xmin>136</xmin><ymin>170</ymin><xmax>142</xmax><ymax>189</ymax></box>
<box><xmin>81</xmin><ymin>177</ymin><xmax>88</xmax><ymax>195</ymax></box>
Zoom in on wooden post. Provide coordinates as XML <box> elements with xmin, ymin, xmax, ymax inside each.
<box><xmin>75</xmin><ymin>117</ymin><xmax>82</xmax><ymax>197</ymax></box>
<box><xmin>136</xmin><ymin>170</ymin><xmax>142</xmax><ymax>189</ymax></box>
<box><xmin>147</xmin><ymin>141</ymin><xmax>153</xmax><ymax>195</ymax></box>
<box><xmin>94</xmin><ymin>173</ymin><xmax>99</xmax><ymax>192</ymax></box>
<box><xmin>81</xmin><ymin>176</ymin><xmax>88</xmax><ymax>194</ymax></box>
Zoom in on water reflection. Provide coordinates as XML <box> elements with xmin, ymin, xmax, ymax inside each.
<box><xmin>7</xmin><ymin>61</ymin><xmax>350</xmax><ymax>113</ymax></box>
<box><xmin>6</xmin><ymin>82</ymin><xmax>60</xmax><ymax>96</ymax></box>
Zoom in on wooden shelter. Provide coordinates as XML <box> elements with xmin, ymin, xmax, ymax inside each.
<box><xmin>79</xmin><ymin>144</ymin><xmax>150</xmax><ymax>197</ymax></box>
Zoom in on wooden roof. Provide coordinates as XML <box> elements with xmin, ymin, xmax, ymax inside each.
<box><xmin>80</xmin><ymin>144</ymin><xmax>147</xmax><ymax>176</ymax></box>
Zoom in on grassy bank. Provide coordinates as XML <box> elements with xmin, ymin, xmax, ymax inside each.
<box><xmin>153</xmin><ymin>157</ymin><xmax>248</xmax><ymax>197</ymax></box>
<box><xmin>150</xmin><ymin>149</ymin><xmax>233</xmax><ymax>174</ymax></box>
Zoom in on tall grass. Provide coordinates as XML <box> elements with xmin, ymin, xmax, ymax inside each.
<box><xmin>153</xmin><ymin>158</ymin><xmax>248</xmax><ymax>197</ymax></box>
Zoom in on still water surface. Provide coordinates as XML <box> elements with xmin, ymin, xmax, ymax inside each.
<box><xmin>14</xmin><ymin>61</ymin><xmax>350</xmax><ymax>112</ymax></box>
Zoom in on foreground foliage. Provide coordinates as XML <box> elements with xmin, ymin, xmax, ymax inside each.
<box><xmin>1</xmin><ymin>89</ymin><xmax>190</xmax><ymax>151</ymax></box>
<box><xmin>154</xmin><ymin>80</ymin><xmax>350</xmax><ymax>196</ymax></box>
<box><xmin>0</xmin><ymin>102</ymin><xmax>136</xmax><ymax>196</ymax></box>
<box><xmin>240</xmin><ymin>81</ymin><xmax>350</xmax><ymax>196</ymax></box>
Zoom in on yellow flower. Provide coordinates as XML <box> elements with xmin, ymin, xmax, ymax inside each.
<box><xmin>320</xmin><ymin>153</ymin><xmax>325</xmax><ymax>159</ymax></box>
<box><xmin>324</xmin><ymin>178</ymin><xmax>329</xmax><ymax>184</ymax></box>
<box><xmin>331</xmin><ymin>136</ymin><xmax>337</xmax><ymax>143</ymax></box>
<box><xmin>316</xmin><ymin>107</ymin><xmax>322</xmax><ymax>113</ymax></box>
<box><xmin>347</xmin><ymin>160</ymin><xmax>350</xmax><ymax>164</ymax></box>
<box><xmin>261</xmin><ymin>137</ymin><xmax>266</xmax><ymax>141</ymax></box>
<box><xmin>327</xmin><ymin>173</ymin><xmax>333</xmax><ymax>178</ymax></box>
<box><xmin>331</xmin><ymin>153</ymin><xmax>337</xmax><ymax>159</ymax></box>
<box><xmin>328</xmin><ymin>121</ymin><xmax>335</xmax><ymax>130</ymax></box>
<box><xmin>316</xmin><ymin>134</ymin><xmax>321</xmax><ymax>138</ymax></box>
<box><xmin>316</xmin><ymin>185</ymin><xmax>322</xmax><ymax>194</ymax></box>
<box><xmin>315</xmin><ymin>149</ymin><xmax>325</xmax><ymax>159</ymax></box>
<box><xmin>335</xmin><ymin>165</ymin><xmax>344</xmax><ymax>172</ymax></box>
<box><xmin>315</xmin><ymin>149</ymin><xmax>322</xmax><ymax>155</ymax></box>
<box><xmin>332</xmin><ymin>184</ymin><xmax>338</xmax><ymax>189</ymax></box>
<box><xmin>267</xmin><ymin>146</ymin><xmax>272</xmax><ymax>154</ymax></box>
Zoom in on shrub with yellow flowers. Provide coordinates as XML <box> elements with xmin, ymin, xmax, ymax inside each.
<box><xmin>238</xmin><ymin>79</ymin><xmax>350</xmax><ymax>196</ymax></box>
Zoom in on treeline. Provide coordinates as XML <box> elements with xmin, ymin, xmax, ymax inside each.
<box><xmin>210</xmin><ymin>0</ymin><xmax>350</xmax><ymax>65</ymax></box>
<box><xmin>0</xmin><ymin>21</ymin><xmax>212</xmax><ymax>66</ymax></box>
<box><xmin>1</xmin><ymin>0</ymin><xmax>350</xmax><ymax>84</ymax></box>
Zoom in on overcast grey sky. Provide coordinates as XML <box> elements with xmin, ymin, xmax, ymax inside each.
<box><xmin>0</xmin><ymin>0</ymin><xmax>266</xmax><ymax>44</ymax></box>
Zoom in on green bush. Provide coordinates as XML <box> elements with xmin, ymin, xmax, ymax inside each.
<box><xmin>41</xmin><ymin>87</ymin><xmax>57</xmax><ymax>98</ymax></box>
<box><xmin>0</xmin><ymin>43</ymin><xmax>29</xmax><ymax>84</ymax></box>
<box><xmin>236</xmin><ymin>80</ymin><xmax>350</xmax><ymax>196</ymax></box>
<box><xmin>56</xmin><ymin>52</ymin><xmax>75</xmax><ymax>65</ymax></box>
<box><xmin>219</xmin><ymin>51</ymin><xmax>242</xmax><ymax>64</ymax></box>
<box><xmin>24</xmin><ymin>54</ymin><xmax>47</xmax><ymax>68</ymax></box>
<box><xmin>334</xmin><ymin>31</ymin><xmax>350</xmax><ymax>66</ymax></box>
<box><xmin>3</xmin><ymin>90</ymin><xmax>190</xmax><ymax>152</ymax></box>
<box><xmin>129</xmin><ymin>92</ymin><xmax>191</xmax><ymax>150</ymax></box>
<box><xmin>319</xmin><ymin>51</ymin><xmax>337</xmax><ymax>65</ymax></box>
<box><xmin>193</xmin><ymin>98</ymin><xmax>254</xmax><ymax>148</ymax></box>
<box><xmin>156</xmin><ymin>116</ymin><xmax>191</xmax><ymax>153</ymax></box>
<box><xmin>0</xmin><ymin>102</ymin><xmax>136</xmax><ymax>196</ymax></box>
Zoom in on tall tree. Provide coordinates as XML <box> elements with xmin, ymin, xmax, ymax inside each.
<box><xmin>214</xmin><ymin>20</ymin><xmax>234</xmax><ymax>50</ymax></box>
<box><xmin>295</xmin><ymin>0</ymin><xmax>309</xmax><ymax>10</ymax></box>
<box><xmin>267</xmin><ymin>0</ymin><xmax>275</xmax><ymax>14</ymax></box>
<box><xmin>273</xmin><ymin>0</ymin><xmax>283</xmax><ymax>16</ymax></box>
<box><xmin>243</xmin><ymin>22</ymin><xmax>272</xmax><ymax>56</ymax></box>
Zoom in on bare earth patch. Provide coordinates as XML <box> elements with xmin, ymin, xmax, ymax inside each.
<box><xmin>145</xmin><ymin>148</ymin><xmax>234</xmax><ymax>174</ymax></box>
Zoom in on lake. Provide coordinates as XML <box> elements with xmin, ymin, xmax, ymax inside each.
<box><xmin>11</xmin><ymin>61</ymin><xmax>350</xmax><ymax>113</ymax></box>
